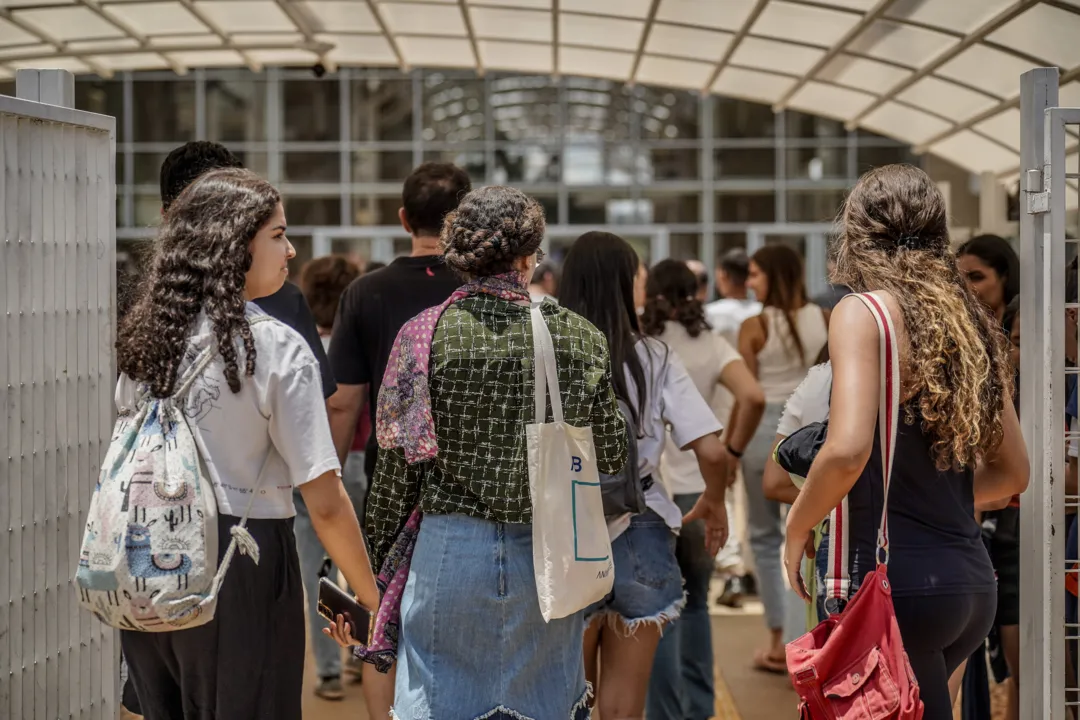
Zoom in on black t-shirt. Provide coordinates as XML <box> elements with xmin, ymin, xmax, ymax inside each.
<box><xmin>329</xmin><ymin>256</ymin><xmax>462</xmax><ymax>478</ymax></box>
<box><xmin>253</xmin><ymin>281</ymin><xmax>337</xmax><ymax>399</ymax></box>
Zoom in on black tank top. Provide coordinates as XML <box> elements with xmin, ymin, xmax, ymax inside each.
<box><xmin>846</xmin><ymin>405</ymin><xmax>996</xmax><ymax>597</ymax></box>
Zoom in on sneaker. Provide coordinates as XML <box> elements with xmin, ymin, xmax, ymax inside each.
<box><xmin>344</xmin><ymin>655</ymin><xmax>364</xmax><ymax>684</ymax></box>
<box><xmin>315</xmin><ymin>676</ymin><xmax>345</xmax><ymax>701</ymax></box>
<box><xmin>716</xmin><ymin>575</ymin><xmax>745</xmax><ymax>609</ymax></box>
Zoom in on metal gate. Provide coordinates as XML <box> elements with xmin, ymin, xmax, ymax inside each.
<box><xmin>0</xmin><ymin>70</ymin><xmax>119</xmax><ymax>719</ymax></box>
<box><xmin>1019</xmin><ymin>66</ymin><xmax>1080</xmax><ymax>720</ymax></box>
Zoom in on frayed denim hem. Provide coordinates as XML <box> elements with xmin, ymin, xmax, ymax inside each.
<box><xmin>390</xmin><ymin>684</ymin><xmax>593</xmax><ymax>720</ymax></box>
<box><xmin>585</xmin><ymin>592</ymin><xmax>687</xmax><ymax>637</ymax></box>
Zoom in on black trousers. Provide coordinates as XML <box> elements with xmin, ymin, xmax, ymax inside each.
<box><xmin>893</xmin><ymin>590</ymin><xmax>997</xmax><ymax>720</ymax></box>
<box><xmin>122</xmin><ymin>515</ymin><xmax>305</xmax><ymax>720</ymax></box>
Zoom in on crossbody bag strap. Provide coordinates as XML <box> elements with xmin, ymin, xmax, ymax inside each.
<box><xmin>824</xmin><ymin>294</ymin><xmax>899</xmax><ymax>607</ymax></box>
<box><xmin>852</xmin><ymin>293</ymin><xmax>900</xmax><ymax>564</ymax></box>
<box><xmin>530</xmin><ymin>306</ymin><xmax>564</xmax><ymax>424</ymax></box>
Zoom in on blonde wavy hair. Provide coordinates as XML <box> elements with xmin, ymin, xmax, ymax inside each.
<box><xmin>832</xmin><ymin>164</ymin><xmax>1011</xmax><ymax>471</ymax></box>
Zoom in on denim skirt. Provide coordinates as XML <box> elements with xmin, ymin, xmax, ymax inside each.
<box><xmin>393</xmin><ymin>513</ymin><xmax>591</xmax><ymax>720</ymax></box>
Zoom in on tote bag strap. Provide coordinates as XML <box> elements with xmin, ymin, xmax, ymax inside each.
<box><xmin>530</xmin><ymin>306</ymin><xmax>564</xmax><ymax>424</ymax></box>
<box><xmin>823</xmin><ymin>293</ymin><xmax>900</xmax><ymax>606</ymax></box>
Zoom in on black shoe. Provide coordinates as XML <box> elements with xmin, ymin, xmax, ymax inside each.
<box><xmin>716</xmin><ymin>575</ymin><xmax>745</xmax><ymax>608</ymax></box>
<box><xmin>741</xmin><ymin>572</ymin><xmax>758</xmax><ymax>596</ymax></box>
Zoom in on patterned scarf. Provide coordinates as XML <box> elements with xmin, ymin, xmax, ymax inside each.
<box><xmin>376</xmin><ymin>271</ymin><xmax>531</xmax><ymax>464</ymax></box>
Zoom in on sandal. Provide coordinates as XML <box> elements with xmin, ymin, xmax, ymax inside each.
<box><xmin>753</xmin><ymin>648</ymin><xmax>788</xmax><ymax>674</ymax></box>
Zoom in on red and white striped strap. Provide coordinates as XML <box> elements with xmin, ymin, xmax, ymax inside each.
<box><xmin>823</xmin><ymin>292</ymin><xmax>901</xmax><ymax>604</ymax></box>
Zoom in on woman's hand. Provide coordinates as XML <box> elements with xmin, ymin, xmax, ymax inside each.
<box><xmin>323</xmin><ymin>612</ymin><xmax>363</xmax><ymax>648</ymax></box>
<box><xmin>784</xmin><ymin>529</ymin><xmax>813</xmax><ymax>602</ymax></box>
<box><xmin>683</xmin><ymin>492</ymin><xmax>729</xmax><ymax>556</ymax></box>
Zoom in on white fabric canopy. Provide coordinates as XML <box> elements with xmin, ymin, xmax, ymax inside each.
<box><xmin>1</xmin><ymin>0</ymin><xmax>1077</xmax><ymax>178</ymax></box>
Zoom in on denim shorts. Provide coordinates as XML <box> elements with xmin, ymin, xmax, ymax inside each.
<box><xmin>585</xmin><ymin>509</ymin><xmax>685</xmax><ymax>631</ymax></box>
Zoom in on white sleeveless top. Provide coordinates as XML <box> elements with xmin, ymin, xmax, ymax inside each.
<box><xmin>756</xmin><ymin>304</ymin><xmax>828</xmax><ymax>404</ymax></box>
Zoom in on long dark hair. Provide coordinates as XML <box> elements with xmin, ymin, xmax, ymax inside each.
<box><xmin>956</xmin><ymin>233</ymin><xmax>1020</xmax><ymax>310</ymax></box>
<box><xmin>752</xmin><ymin>244</ymin><xmax>809</xmax><ymax>363</ymax></box>
<box><xmin>641</xmin><ymin>259</ymin><xmax>710</xmax><ymax>338</ymax></box>
<box><xmin>560</xmin><ymin>231</ymin><xmax>647</xmax><ymax>428</ymax></box>
<box><xmin>117</xmin><ymin>168</ymin><xmax>281</xmax><ymax>397</ymax></box>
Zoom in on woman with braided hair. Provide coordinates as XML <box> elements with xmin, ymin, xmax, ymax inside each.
<box><xmin>355</xmin><ymin>185</ymin><xmax>627</xmax><ymax>719</ymax></box>
<box><xmin>783</xmin><ymin>164</ymin><xmax>1029</xmax><ymax>719</ymax></box>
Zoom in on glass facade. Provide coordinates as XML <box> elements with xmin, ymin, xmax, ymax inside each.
<box><xmin>2</xmin><ymin>67</ymin><xmax>915</xmax><ymax>272</ymax></box>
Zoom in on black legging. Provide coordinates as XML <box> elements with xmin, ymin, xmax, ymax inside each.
<box><xmin>892</xmin><ymin>591</ymin><xmax>997</xmax><ymax>719</ymax></box>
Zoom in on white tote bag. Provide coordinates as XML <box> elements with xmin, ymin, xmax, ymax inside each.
<box><xmin>526</xmin><ymin>306</ymin><xmax>615</xmax><ymax>622</ymax></box>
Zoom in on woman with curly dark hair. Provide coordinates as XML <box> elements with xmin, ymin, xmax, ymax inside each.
<box><xmin>116</xmin><ymin>168</ymin><xmax>379</xmax><ymax>720</ymax></box>
<box><xmin>343</xmin><ymin>185</ymin><xmax>627</xmax><ymax>719</ymax></box>
<box><xmin>641</xmin><ymin>259</ymin><xmax>765</xmax><ymax>719</ymax></box>
<box><xmin>783</xmin><ymin>164</ymin><xmax>1028</xmax><ymax>719</ymax></box>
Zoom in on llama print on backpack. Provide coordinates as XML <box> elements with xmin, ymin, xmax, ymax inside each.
<box><xmin>74</xmin><ymin>317</ymin><xmax>273</xmax><ymax>632</ymax></box>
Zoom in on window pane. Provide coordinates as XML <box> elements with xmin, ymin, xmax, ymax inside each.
<box><xmin>714</xmin><ymin>98</ymin><xmax>776</xmax><ymax>139</ymax></box>
<box><xmin>284</xmin><ymin>152</ymin><xmax>340</xmax><ymax>183</ymax></box>
<box><xmin>639</xmin><ymin>87</ymin><xmax>700</xmax><ymax>140</ymax></box>
<box><xmin>493</xmin><ymin>145</ymin><xmax>559</xmax><ymax>184</ymax></box>
<box><xmin>490</xmin><ymin>74</ymin><xmax>560</xmax><ymax>142</ymax></box>
<box><xmin>568</xmin><ymin>190</ymin><xmax>634</xmax><ymax>225</ymax></box>
<box><xmin>716</xmin><ymin>232</ymin><xmax>748</xmax><ymax>259</ymax></box>
<box><xmin>422</xmin><ymin>74</ymin><xmax>486</xmax><ymax>143</ymax></box>
<box><xmin>132</xmin><ymin>80</ymin><xmax>195</xmax><ymax>143</ymax></box>
<box><xmin>646</xmin><ymin>192</ymin><xmax>700</xmax><ymax>224</ymax></box>
<box><xmin>353</xmin><ymin>195</ymin><xmax>402</xmax><ymax>226</ymax></box>
<box><xmin>424</xmin><ymin>147</ymin><xmax>486</xmax><ymax>184</ymax></box>
<box><xmin>670</xmin><ymin>233</ymin><xmax>701</xmax><ymax>260</ymax></box>
<box><xmin>786</xmin><ymin>189</ymin><xmax>847</xmax><ymax>223</ymax></box>
<box><xmin>206</xmin><ymin>77</ymin><xmax>267</xmax><ymax>143</ymax></box>
<box><xmin>714</xmin><ymin>147</ymin><xmax>775</xmax><ymax>178</ymax></box>
<box><xmin>786</xmin><ymin>146</ymin><xmax>848</xmax><ymax>180</ymax></box>
<box><xmin>716</xmin><ymin>192</ymin><xmax>776</xmax><ymax>222</ymax></box>
<box><xmin>531</xmin><ymin>194</ymin><xmax>558</xmax><ymax>225</ymax></box>
<box><xmin>352</xmin><ymin>150</ymin><xmax>414</xmax><ymax>183</ymax></box>
<box><xmin>564</xmin><ymin>144</ymin><xmax>640</xmax><ymax>185</ymax></box>
<box><xmin>75</xmin><ymin>79</ymin><xmax>125</xmax><ymax>142</ymax></box>
<box><xmin>285</xmin><ymin>197</ymin><xmax>341</xmax><ymax>226</ymax></box>
<box><xmin>135</xmin><ymin>193</ymin><xmax>164</xmax><ymax>226</ymax></box>
<box><xmin>565</xmin><ymin>77</ymin><xmax>633</xmax><ymax>142</ymax></box>
<box><xmin>785</xmin><ymin>109</ymin><xmax>845</xmax><ymax>140</ymax></box>
<box><xmin>283</xmin><ymin>79</ymin><xmax>340</xmax><ymax>142</ymax></box>
<box><xmin>353</xmin><ymin>77</ymin><xmax>413</xmax><ymax>142</ymax></box>
<box><xmin>0</xmin><ymin>81</ymin><xmax>13</xmax><ymax>97</ymax></box>
<box><xmin>644</xmin><ymin>148</ymin><xmax>700</xmax><ymax>181</ymax></box>
<box><xmin>856</xmin><ymin>144</ymin><xmax>913</xmax><ymax>173</ymax></box>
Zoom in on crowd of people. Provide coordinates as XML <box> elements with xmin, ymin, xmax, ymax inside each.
<box><xmin>106</xmin><ymin>140</ymin><xmax>1035</xmax><ymax>720</ymax></box>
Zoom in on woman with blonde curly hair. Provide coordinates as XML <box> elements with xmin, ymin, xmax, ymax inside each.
<box><xmin>782</xmin><ymin>164</ymin><xmax>1029</xmax><ymax>719</ymax></box>
<box><xmin>351</xmin><ymin>185</ymin><xmax>627</xmax><ymax>719</ymax></box>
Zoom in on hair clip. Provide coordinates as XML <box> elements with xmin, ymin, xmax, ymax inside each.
<box><xmin>897</xmin><ymin>235</ymin><xmax>920</xmax><ymax>250</ymax></box>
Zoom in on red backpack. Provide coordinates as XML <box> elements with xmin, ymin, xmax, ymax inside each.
<box><xmin>785</xmin><ymin>293</ymin><xmax>923</xmax><ymax>719</ymax></box>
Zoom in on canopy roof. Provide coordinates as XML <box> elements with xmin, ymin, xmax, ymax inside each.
<box><xmin>1</xmin><ymin>0</ymin><xmax>1076</xmax><ymax>179</ymax></box>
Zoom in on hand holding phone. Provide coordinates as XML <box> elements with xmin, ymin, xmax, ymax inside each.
<box><xmin>318</xmin><ymin>577</ymin><xmax>373</xmax><ymax>648</ymax></box>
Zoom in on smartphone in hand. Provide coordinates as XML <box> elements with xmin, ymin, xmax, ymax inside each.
<box><xmin>317</xmin><ymin>577</ymin><xmax>374</xmax><ymax>646</ymax></box>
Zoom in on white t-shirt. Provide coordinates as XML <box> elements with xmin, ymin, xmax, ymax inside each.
<box><xmin>705</xmin><ymin>297</ymin><xmax>762</xmax><ymax>348</ymax></box>
<box><xmin>115</xmin><ymin>304</ymin><xmax>340</xmax><ymax>519</ymax></box>
<box><xmin>776</xmin><ymin>362</ymin><xmax>833</xmax><ymax>438</ymax></box>
<box><xmin>657</xmin><ymin>322</ymin><xmax>742</xmax><ymax>496</ymax></box>
<box><xmin>626</xmin><ymin>337</ymin><xmax>724</xmax><ymax>531</ymax></box>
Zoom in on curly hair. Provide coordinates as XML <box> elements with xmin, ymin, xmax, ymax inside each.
<box><xmin>641</xmin><ymin>259</ymin><xmax>710</xmax><ymax>338</ymax></box>
<box><xmin>441</xmin><ymin>186</ymin><xmax>545</xmax><ymax>278</ymax></box>
<box><xmin>300</xmin><ymin>255</ymin><xmax>361</xmax><ymax>329</ymax></box>
<box><xmin>117</xmin><ymin>168</ymin><xmax>281</xmax><ymax>398</ymax></box>
<box><xmin>833</xmin><ymin>164</ymin><xmax>1012</xmax><ymax>471</ymax></box>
